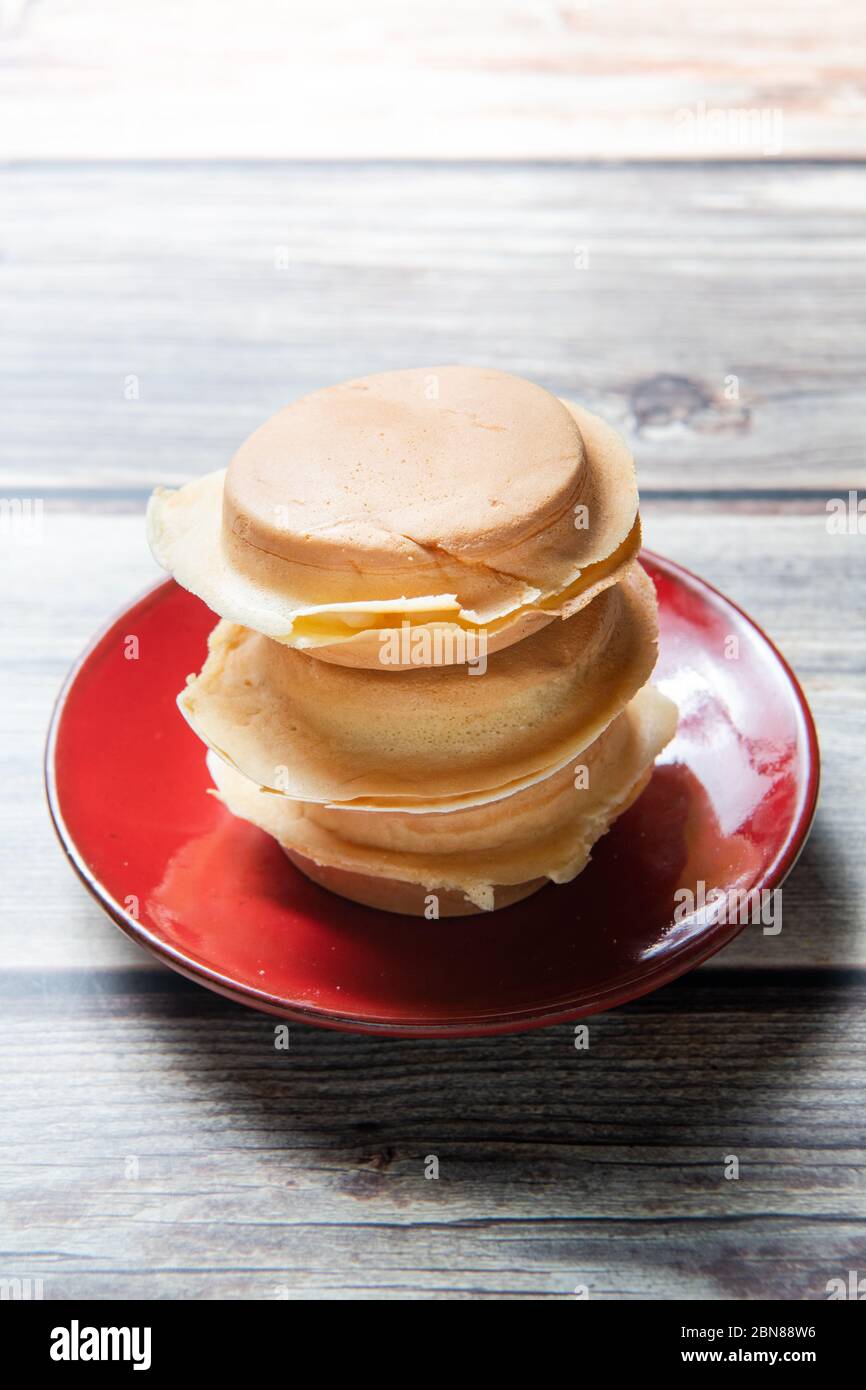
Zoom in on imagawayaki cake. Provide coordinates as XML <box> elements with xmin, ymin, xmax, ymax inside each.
<box><xmin>147</xmin><ymin>366</ymin><xmax>641</xmax><ymax>669</ymax></box>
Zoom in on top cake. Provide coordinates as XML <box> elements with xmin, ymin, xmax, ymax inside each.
<box><xmin>147</xmin><ymin>366</ymin><xmax>641</xmax><ymax>668</ymax></box>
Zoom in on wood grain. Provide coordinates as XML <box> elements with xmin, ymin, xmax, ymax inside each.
<box><xmin>2</xmin><ymin>2</ymin><xmax>865</xmax><ymax>159</ymax></box>
<box><xmin>1</xmin><ymin>971</ymin><xmax>863</xmax><ymax>1299</ymax></box>
<box><xmin>2</xmin><ymin>163</ymin><xmax>864</xmax><ymax>496</ymax></box>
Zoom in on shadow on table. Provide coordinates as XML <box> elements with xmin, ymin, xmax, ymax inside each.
<box><xmin>140</xmin><ymin>807</ymin><xmax>855</xmax><ymax>1172</ymax></box>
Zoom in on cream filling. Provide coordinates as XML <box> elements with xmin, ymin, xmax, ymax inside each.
<box><xmin>283</xmin><ymin>519</ymin><xmax>641</xmax><ymax>647</ymax></box>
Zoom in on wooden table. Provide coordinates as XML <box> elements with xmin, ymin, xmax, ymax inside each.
<box><xmin>2</xmin><ymin>62</ymin><xmax>865</xmax><ymax>1300</ymax></box>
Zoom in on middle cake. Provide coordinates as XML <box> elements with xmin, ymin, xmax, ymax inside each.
<box><xmin>180</xmin><ymin>562</ymin><xmax>660</xmax><ymax>812</ymax></box>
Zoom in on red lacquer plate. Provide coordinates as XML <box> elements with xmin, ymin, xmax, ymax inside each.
<box><xmin>46</xmin><ymin>553</ymin><xmax>819</xmax><ymax>1038</ymax></box>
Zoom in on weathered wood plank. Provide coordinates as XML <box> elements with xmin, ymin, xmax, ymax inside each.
<box><xmin>0</xmin><ymin>974</ymin><xmax>863</xmax><ymax>1299</ymax></box>
<box><xmin>1</xmin><ymin>507</ymin><xmax>861</xmax><ymax>971</ymax></box>
<box><xmin>2</xmin><ymin>163</ymin><xmax>865</xmax><ymax>493</ymax></box>
<box><xmin>2</xmin><ymin>2</ymin><xmax>865</xmax><ymax>159</ymax></box>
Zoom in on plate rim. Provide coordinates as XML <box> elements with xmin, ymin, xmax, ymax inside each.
<box><xmin>45</xmin><ymin>550</ymin><xmax>821</xmax><ymax>1038</ymax></box>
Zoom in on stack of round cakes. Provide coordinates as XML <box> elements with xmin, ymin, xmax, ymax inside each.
<box><xmin>147</xmin><ymin>367</ymin><xmax>677</xmax><ymax>916</ymax></box>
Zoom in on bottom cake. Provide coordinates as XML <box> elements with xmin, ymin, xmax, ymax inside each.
<box><xmin>207</xmin><ymin>683</ymin><xmax>677</xmax><ymax>917</ymax></box>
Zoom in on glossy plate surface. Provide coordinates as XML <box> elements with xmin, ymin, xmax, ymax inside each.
<box><xmin>46</xmin><ymin>554</ymin><xmax>819</xmax><ymax>1037</ymax></box>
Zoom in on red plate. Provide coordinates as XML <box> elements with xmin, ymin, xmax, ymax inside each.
<box><xmin>46</xmin><ymin>553</ymin><xmax>819</xmax><ymax>1037</ymax></box>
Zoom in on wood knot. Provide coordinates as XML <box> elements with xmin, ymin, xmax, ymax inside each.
<box><xmin>629</xmin><ymin>373</ymin><xmax>750</xmax><ymax>435</ymax></box>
